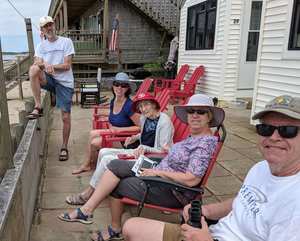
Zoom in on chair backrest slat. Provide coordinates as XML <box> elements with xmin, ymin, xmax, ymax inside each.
<box><xmin>183</xmin><ymin>66</ymin><xmax>205</xmax><ymax>94</ymax></box>
<box><xmin>175</xmin><ymin>64</ymin><xmax>189</xmax><ymax>83</ymax></box>
<box><xmin>135</xmin><ymin>78</ymin><xmax>152</xmax><ymax>96</ymax></box>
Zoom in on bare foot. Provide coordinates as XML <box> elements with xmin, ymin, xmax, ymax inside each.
<box><xmin>72</xmin><ymin>164</ymin><xmax>92</xmax><ymax>175</ymax></box>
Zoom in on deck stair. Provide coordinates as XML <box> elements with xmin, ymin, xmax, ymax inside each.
<box><xmin>127</xmin><ymin>0</ymin><xmax>181</xmax><ymax>35</ymax></box>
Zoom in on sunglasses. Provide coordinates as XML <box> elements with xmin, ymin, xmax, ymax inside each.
<box><xmin>186</xmin><ymin>108</ymin><xmax>208</xmax><ymax>115</ymax></box>
<box><xmin>256</xmin><ymin>124</ymin><xmax>300</xmax><ymax>139</ymax></box>
<box><xmin>113</xmin><ymin>81</ymin><xmax>129</xmax><ymax>88</ymax></box>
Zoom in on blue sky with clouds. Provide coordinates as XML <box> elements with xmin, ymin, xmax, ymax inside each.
<box><xmin>0</xmin><ymin>0</ymin><xmax>51</xmax><ymax>52</ymax></box>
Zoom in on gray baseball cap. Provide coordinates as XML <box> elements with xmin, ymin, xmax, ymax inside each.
<box><xmin>252</xmin><ymin>95</ymin><xmax>300</xmax><ymax>120</ymax></box>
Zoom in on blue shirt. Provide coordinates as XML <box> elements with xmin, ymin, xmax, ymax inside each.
<box><xmin>141</xmin><ymin>117</ymin><xmax>159</xmax><ymax>147</ymax></box>
<box><xmin>109</xmin><ymin>98</ymin><xmax>135</xmax><ymax>127</ymax></box>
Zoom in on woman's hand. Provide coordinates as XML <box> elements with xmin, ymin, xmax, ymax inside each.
<box><xmin>139</xmin><ymin>168</ymin><xmax>160</xmax><ymax>177</ymax></box>
<box><xmin>181</xmin><ymin>217</ymin><xmax>213</xmax><ymax>241</ymax></box>
<box><xmin>124</xmin><ymin>136</ymin><xmax>134</xmax><ymax>147</ymax></box>
<box><xmin>133</xmin><ymin>146</ymin><xmax>145</xmax><ymax>158</ymax></box>
<box><xmin>162</xmin><ymin>143</ymin><xmax>171</xmax><ymax>152</ymax></box>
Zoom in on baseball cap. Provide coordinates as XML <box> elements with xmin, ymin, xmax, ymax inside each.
<box><xmin>252</xmin><ymin>95</ymin><xmax>300</xmax><ymax>120</ymax></box>
<box><xmin>39</xmin><ymin>16</ymin><xmax>54</xmax><ymax>27</ymax></box>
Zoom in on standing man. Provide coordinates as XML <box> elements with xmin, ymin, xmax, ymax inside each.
<box><xmin>27</xmin><ymin>16</ymin><xmax>75</xmax><ymax>161</ymax></box>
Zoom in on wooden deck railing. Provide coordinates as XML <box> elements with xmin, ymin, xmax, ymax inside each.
<box><xmin>62</xmin><ymin>30</ymin><xmax>103</xmax><ymax>55</ymax></box>
<box><xmin>4</xmin><ymin>55</ymin><xmax>31</xmax><ymax>82</ymax></box>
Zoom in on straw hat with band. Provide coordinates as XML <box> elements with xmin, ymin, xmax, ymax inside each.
<box><xmin>174</xmin><ymin>94</ymin><xmax>225</xmax><ymax>127</ymax></box>
<box><xmin>107</xmin><ymin>72</ymin><xmax>136</xmax><ymax>92</ymax></box>
<box><xmin>252</xmin><ymin>95</ymin><xmax>300</xmax><ymax>121</ymax></box>
<box><xmin>132</xmin><ymin>93</ymin><xmax>160</xmax><ymax>113</ymax></box>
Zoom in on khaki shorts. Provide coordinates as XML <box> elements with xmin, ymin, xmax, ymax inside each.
<box><xmin>163</xmin><ymin>223</ymin><xmax>183</xmax><ymax>241</ymax></box>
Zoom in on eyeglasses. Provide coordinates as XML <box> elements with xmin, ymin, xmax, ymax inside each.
<box><xmin>256</xmin><ymin>124</ymin><xmax>299</xmax><ymax>139</ymax></box>
<box><xmin>113</xmin><ymin>81</ymin><xmax>129</xmax><ymax>88</ymax></box>
<box><xmin>186</xmin><ymin>108</ymin><xmax>208</xmax><ymax>115</ymax></box>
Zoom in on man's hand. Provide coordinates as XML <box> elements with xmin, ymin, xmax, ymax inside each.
<box><xmin>45</xmin><ymin>64</ymin><xmax>55</xmax><ymax>75</ymax></box>
<box><xmin>133</xmin><ymin>146</ymin><xmax>145</xmax><ymax>158</ymax></box>
<box><xmin>182</xmin><ymin>204</ymin><xmax>210</xmax><ymax>222</ymax></box>
<box><xmin>181</xmin><ymin>217</ymin><xmax>213</xmax><ymax>241</ymax></box>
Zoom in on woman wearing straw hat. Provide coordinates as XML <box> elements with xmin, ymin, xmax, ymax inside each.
<box><xmin>72</xmin><ymin>72</ymin><xmax>140</xmax><ymax>175</ymax></box>
<box><xmin>58</xmin><ymin>94</ymin><xmax>225</xmax><ymax>241</ymax></box>
<box><xmin>66</xmin><ymin>92</ymin><xmax>174</xmax><ymax>205</ymax></box>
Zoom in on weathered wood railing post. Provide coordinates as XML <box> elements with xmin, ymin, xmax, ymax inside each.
<box><xmin>103</xmin><ymin>0</ymin><xmax>109</xmax><ymax>55</ymax></box>
<box><xmin>17</xmin><ymin>56</ymin><xmax>24</xmax><ymax>100</ymax></box>
<box><xmin>0</xmin><ymin>38</ymin><xmax>14</xmax><ymax>178</ymax></box>
<box><xmin>25</xmin><ymin>18</ymin><xmax>35</xmax><ymax>63</ymax></box>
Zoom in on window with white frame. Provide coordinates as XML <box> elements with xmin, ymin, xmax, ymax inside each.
<box><xmin>289</xmin><ymin>0</ymin><xmax>300</xmax><ymax>50</ymax></box>
<box><xmin>186</xmin><ymin>0</ymin><xmax>217</xmax><ymax>50</ymax></box>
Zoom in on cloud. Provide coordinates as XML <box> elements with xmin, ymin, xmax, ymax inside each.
<box><xmin>0</xmin><ymin>0</ymin><xmax>51</xmax><ymax>36</ymax></box>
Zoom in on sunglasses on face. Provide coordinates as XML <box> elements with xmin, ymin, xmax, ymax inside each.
<box><xmin>256</xmin><ymin>124</ymin><xmax>300</xmax><ymax>139</ymax></box>
<box><xmin>186</xmin><ymin>108</ymin><xmax>208</xmax><ymax>115</ymax></box>
<box><xmin>113</xmin><ymin>81</ymin><xmax>129</xmax><ymax>88</ymax></box>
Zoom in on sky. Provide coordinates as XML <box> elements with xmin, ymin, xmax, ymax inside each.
<box><xmin>0</xmin><ymin>0</ymin><xmax>51</xmax><ymax>52</ymax></box>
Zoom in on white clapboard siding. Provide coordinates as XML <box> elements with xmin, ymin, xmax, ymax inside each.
<box><xmin>251</xmin><ymin>0</ymin><xmax>300</xmax><ymax>119</ymax></box>
<box><xmin>178</xmin><ymin>0</ymin><xmax>243</xmax><ymax>100</ymax></box>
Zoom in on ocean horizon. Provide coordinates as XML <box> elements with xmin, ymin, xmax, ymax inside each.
<box><xmin>1</xmin><ymin>34</ymin><xmax>41</xmax><ymax>60</ymax></box>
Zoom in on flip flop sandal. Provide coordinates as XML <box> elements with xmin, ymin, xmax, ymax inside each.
<box><xmin>26</xmin><ymin>107</ymin><xmax>43</xmax><ymax>119</ymax></box>
<box><xmin>59</xmin><ymin>148</ymin><xmax>69</xmax><ymax>161</ymax></box>
<box><xmin>91</xmin><ymin>225</ymin><xmax>123</xmax><ymax>241</ymax></box>
<box><xmin>57</xmin><ymin>208</ymin><xmax>93</xmax><ymax>224</ymax></box>
<box><xmin>66</xmin><ymin>193</ymin><xmax>88</xmax><ymax>205</ymax></box>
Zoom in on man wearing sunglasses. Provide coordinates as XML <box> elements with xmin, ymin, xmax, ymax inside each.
<box><xmin>123</xmin><ymin>95</ymin><xmax>300</xmax><ymax>241</ymax></box>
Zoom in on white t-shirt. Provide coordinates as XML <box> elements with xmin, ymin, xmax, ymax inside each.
<box><xmin>35</xmin><ymin>36</ymin><xmax>75</xmax><ymax>88</ymax></box>
<box><xmin>210</xmin><ymin>161</ymin><xmax>300</xmax><ymax>241</ymax></box>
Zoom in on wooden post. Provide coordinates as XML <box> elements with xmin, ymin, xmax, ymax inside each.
<box><xmin>0</xmin><ymin>38</ymin><xmax>14</xmax><ymax>177</ymax></box>
<box><xmin>59</xmin><ymin>9</ymin><xmax>64</xmax><ymax>33</ymax></box>
<box><xmin>103</xmin><ymin>0</ymin><xmax>109</xmax><ymax>52</ymax></box>
<box><xmin>63</xmin><ymin>0</ymin><xmax>68</xmax><ymax>32</ymax></box>
<box><xmin>17</xmin><ymin>56</ymin><xmax>24</xmax><ymax>100</ymax></box>
<box><xmin>25</xmin><ymin>18</ymin><xmax>35</xmax><ymax>63</ymax></box>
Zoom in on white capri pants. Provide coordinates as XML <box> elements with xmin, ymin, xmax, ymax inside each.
<box><xmin>89</xmin><ymin>148</ymin><xmax>135</xmax><ymax>188</ymax></box>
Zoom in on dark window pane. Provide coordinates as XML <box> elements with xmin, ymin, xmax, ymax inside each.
<box><xmin>206</xmin><ymin>10</ymin><xmax>216</xmax><ymax>49</ymax></box>
<box><xmin>246</xmin><ymin>32</ymin><xmax>260</xmax><ymax>61</ymax></box>
<box><xmin>289</xmin><ymin>1</ymin><xmax>300</xmax><ymax>49</ymax></box>
<box><xmin>196</xmin><ymin>12</ymin><xmax>206</xmax><ymax>49</ymax></box>
<box><xmin>186</xmin><ymin>0</ymin><xmax>217</xmax><ymax>50</ymax></box>
<box><xmin>208</xmin><ymin>0</ymin><xmax>217</xmax><ymax>9</ymax></box>
<box><xmin>249</xmin><ymin>1</ymin><xmax>262</xmax><ymax>30</ymax></box>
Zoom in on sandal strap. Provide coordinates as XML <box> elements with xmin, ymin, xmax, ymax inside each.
<box><xmin>107</xmin><ymin>225</ymin><xmax>121</xmax><ymax>238</ymax></box>
<box><xmin>76</xmin><ymin>208</ymin><xmax>90</xmax><ymax>221</ymax></box>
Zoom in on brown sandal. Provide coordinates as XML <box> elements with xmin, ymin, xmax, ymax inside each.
<box><xmin>59</xmin><ymin>148</ymin><xmax>69</xmax><ymax>161</ymax></box>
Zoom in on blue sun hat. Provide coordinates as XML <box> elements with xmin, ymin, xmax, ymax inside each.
<box><xmin>108</xmin><ymin>72</ymin><xmax>136</xmax><ymax>92</ymax></box>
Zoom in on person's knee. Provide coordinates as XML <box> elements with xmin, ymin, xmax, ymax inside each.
<box><xmin>62</xmin><ymin>112</ymin><xmax>71</xmax><ymax>124</ymax></box>
<box><xmin>123</xmin><ymin>218</ymin><xmax>139</xmax><ymax>240</ymax></box>
<box><xmin>29</xmin><ymin>65</ymin><xmax>41</xmax><ymax>79</ymax></box>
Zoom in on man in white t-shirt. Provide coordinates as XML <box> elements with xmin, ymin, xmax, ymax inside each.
<box><xmin>122</xmin><ymin>95</ymin><xmax>300</xmax><ymax>241</ymax></box>
<box><xmin>27</xmin><ymin>16</ymin><xmax>75</xmax><ymax>161</ymax></box>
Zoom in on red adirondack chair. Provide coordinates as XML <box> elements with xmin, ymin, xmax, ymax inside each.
<box><xmin>153</xmin><ymin>64</ymin><xmax>189</xmax><ymax>96</ymax></box>
<box><xmin>92</xmin><ymin>78</ymin><xmax>153</xmax><ymax>129</ymax></box>
<box><xmin>169</xmin><ymin>66</ymin><xmax>205</xmax><ymax>104</ymax></box>
<box><xmin>98</xmin><ymin>89</ymin><xmax>172</xmax><ymax>148</ymax></box>
<box><xmin>121</xmin><ymin>124</ymin><xmax>226</xmax><ymax>215</ymax></box>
